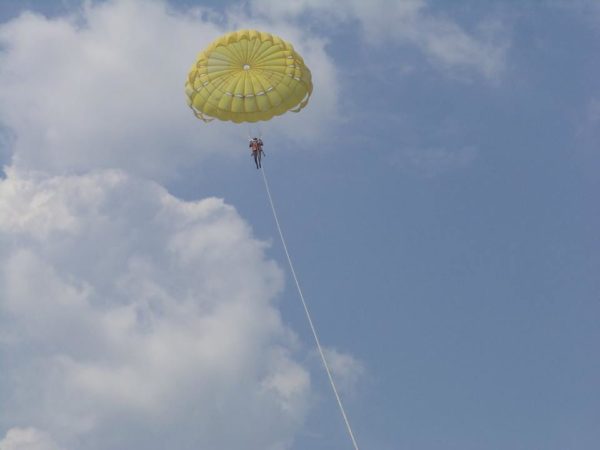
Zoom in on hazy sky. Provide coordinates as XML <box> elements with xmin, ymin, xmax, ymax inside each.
<box><xmin>0</xmin><ymin>1</ymin><xmax>598</xmax><ymax>450</ymax></box>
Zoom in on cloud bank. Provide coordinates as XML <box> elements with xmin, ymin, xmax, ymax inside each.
<box><xmin>0</xmin><ymin>168</ymin><xmax>309</xmax><ymax>449</ymax></box>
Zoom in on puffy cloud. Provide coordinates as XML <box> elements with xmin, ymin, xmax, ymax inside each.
<box><xmin>323</xmin><ymin>348</ymin><xmax>365</xmax><ymax>396</ymax></box>
<box><xmin>251</xmin><ymin>0</ymin><xmax>509</xmax><ymax>79</ymax></box>
<box><xmin>0</xmin><ymin>168</ymin><xmax>310</xmax><ymax>449</ymax></box>
<box><xmin>0</xmin><ymin>0</ymin><xmax>339</xmax><ymax>179</ymax></box>
<box><xmin>0</xmin><ymin>428</ymin><xmax>63</xmax><ymax>450</ymax></box>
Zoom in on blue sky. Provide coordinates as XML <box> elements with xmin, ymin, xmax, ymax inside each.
<box><xmin>0</xmin><ymin>1</ymin><xmax>598</xmax><ymax>450</ymax></box>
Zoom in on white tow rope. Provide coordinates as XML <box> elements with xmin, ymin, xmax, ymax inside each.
<box><xmin>260</xmin><ymin>165</ymin><xmax>360</xmax><ymax>450</ymax></box>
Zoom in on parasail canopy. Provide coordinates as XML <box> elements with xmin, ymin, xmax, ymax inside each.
<box><xmin>185</xmin><ymin>29</ymin><xmax>312</xmax><ymax>123</ymax></box>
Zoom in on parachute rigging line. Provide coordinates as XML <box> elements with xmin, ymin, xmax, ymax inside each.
<box><xmin>260</xmin><ymin>165</ymin><xmax>360</xmax><ymax>450</ymax></box>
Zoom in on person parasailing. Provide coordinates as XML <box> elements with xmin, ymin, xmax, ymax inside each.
<box><xmin>249</xmin><ymin>137</ymin><xmax>265</xmax><ymax>169</ymax></box>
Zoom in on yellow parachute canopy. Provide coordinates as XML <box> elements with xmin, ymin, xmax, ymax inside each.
<box><xmin>185</xmin><ymin>29</ymin><xmax>313</xmax><ymax>123</ymax></box>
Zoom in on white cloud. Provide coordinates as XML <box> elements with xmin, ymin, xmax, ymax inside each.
<box><xmin>323</xmin><ymin>348</ymin><xmax>365</xmax><ymax>396</ymax></box>
<box><xmin>0</xmin><ymin>428</ymin><xmax>63</xmax><ymax>450</ymax></box>
<box><xmin>0</xmin><ymin>168</ymin><xmax>310</xmax><ymax>450</ymax></box>
<box><xmin>0</xmin><ymin>0</ymin><xmax>339</xmax><ymax>179</ymax></box>
<box><xmin>251</xmin><ymin>0</ymin><xmax>509</xmax><ymax>79</ymax></box>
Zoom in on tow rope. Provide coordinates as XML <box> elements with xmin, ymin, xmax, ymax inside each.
<box><xmin>260</xmin><ymin>165</ymin><xmax>360</xmax><ymax>450</ymax></box>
